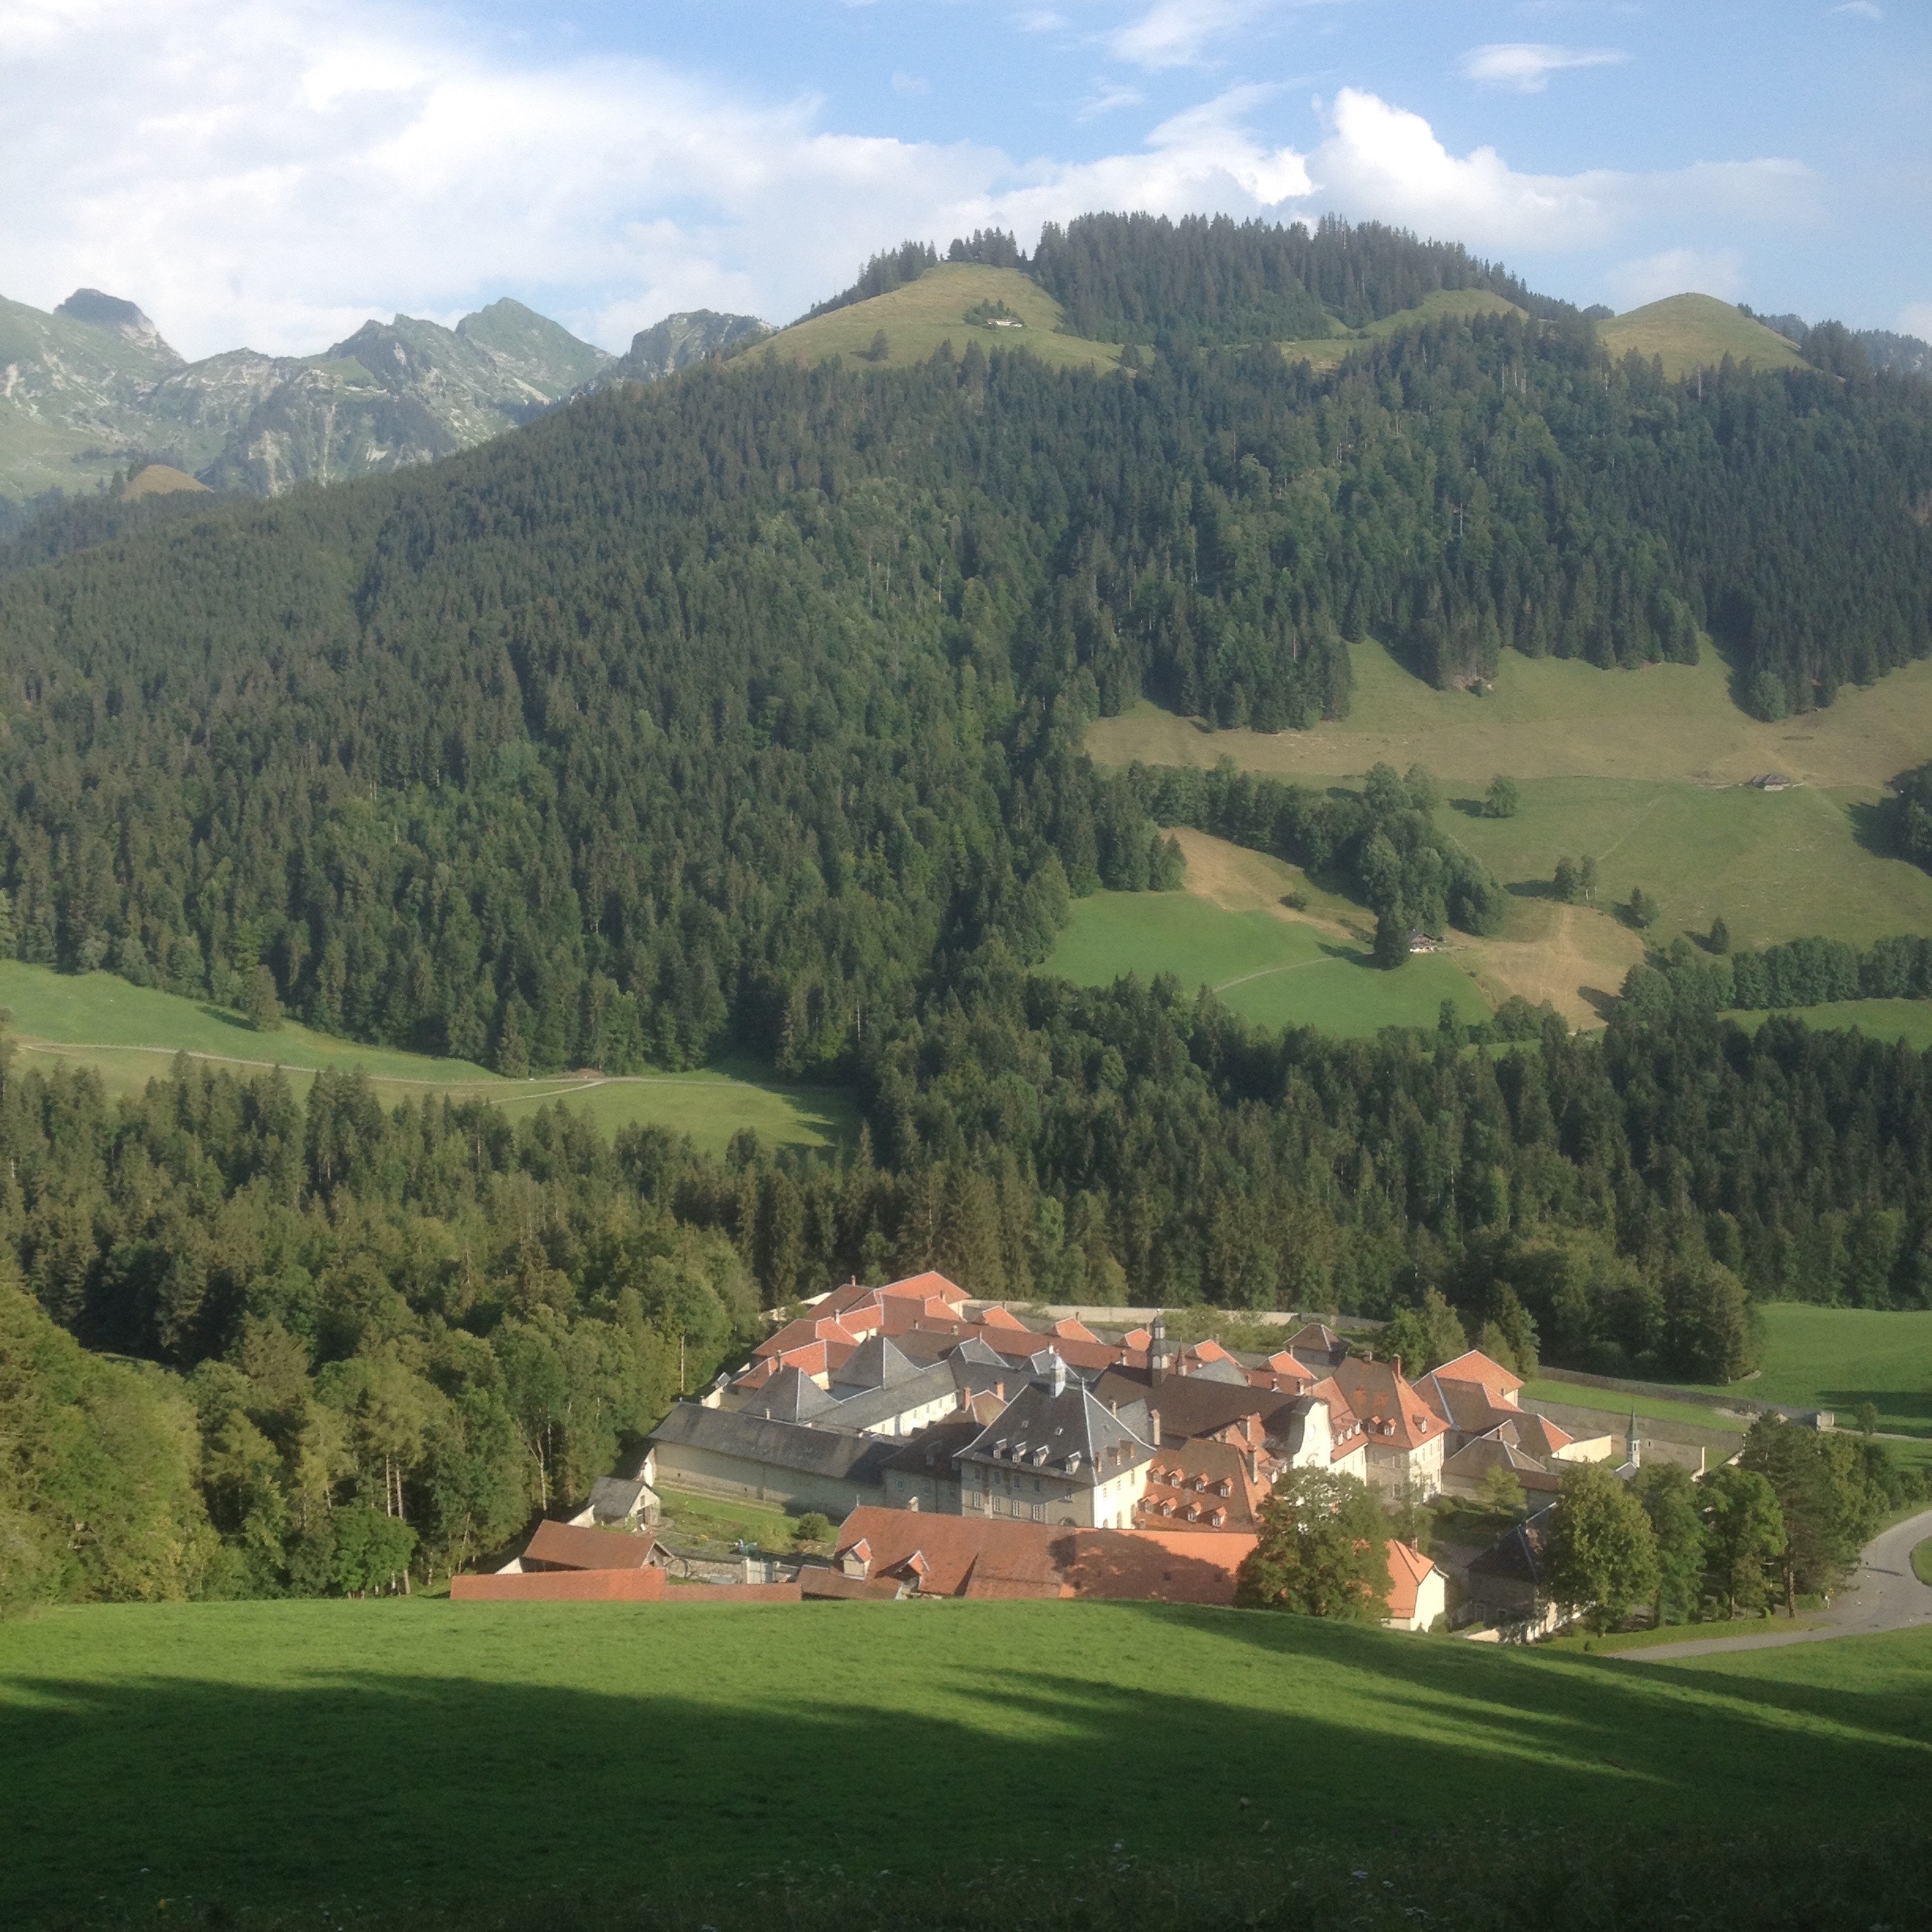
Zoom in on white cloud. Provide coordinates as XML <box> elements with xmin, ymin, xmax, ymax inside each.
<box><xmin>1075</xmin><ymin>80</ymin><xmax>1147</xmax><ymax>121</ymax></box>
<box><xmin>1831</xmin><ymin>2</ymin><xmax>1882</xmax><ymax>19</ymax></box>
<box><xmin>1304</xmin><ymin>90</ymin><xmax>1810</xmax><ymax>254</ymax></box>
<box><xmin>1459</xmin><ymin>44</ymin><xmax>1629</xmax><ymax>93</ymax></box>
<box><xmin>1603</xmin><ymin>245</ymin><xmax>1745</xmax><ymax>310</ymax></box>
<box><xmin>0</xmin><ymin>1</ymin><xmax>1816</xmax><ymax>361</ymax></box>
<box><xmin>1108</xmin><ymin>1</ymin><xmax>1272</xmax><ymax>70</ymax></box>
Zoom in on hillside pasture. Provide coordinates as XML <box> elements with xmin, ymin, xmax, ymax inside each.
<box><xmin>1598</xmin><ymin>292</ymin><xmax>1808</xmax><ymax>381</ymax></box>
<box><xmin>1723</xmin><ymin>999</ymin><xmax>1932</xmax><ymax>1051</ymax></box>
<box><xmin>0</xmin><ymin>961</ymin><xmax>855</xmax><ymax>1157</ymax></box>
<box><xmin>3</xmin><ymin>1600</ymin><xmax>1929</xmax><ymax>1930</ymax></box>
<box><xmin>1040</xmin><ymin>884</ymin><xmax>1490</xmax><ymax>1035</ymax></box>
<box><xmin>1277</xmin><ymin>287</ymin><xmax>1527</xmax><ymax>369</ymax></box>
<box><xmin>1087</xmin><ymin>637</ymin><xmax>1932</xmax><ymax>793</ymax></box>
<box><xmin>1703</xmin><ymin>1303</ymin><xmax>1932</xmax><ymax>1438</ymax></box>
<box><xmin>755</xmin><ymin>264</ymin><xmax>1122</xmax><ymax>375</ymax></box>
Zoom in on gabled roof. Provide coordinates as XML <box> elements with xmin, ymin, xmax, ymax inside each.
<box><xmin>649</xmin><ymin>1403</ymin><xmax>896</xmax><ymax>1488</ymax></box>
<box><xmin>1414</xmin><ymin>1370</ymin><xmax>1515</xmax><ymax>1439</ymax></box>
<box><xmin>1137</xmin><ymin>1438</ymin><xmax>1271</xmax><ymax>1533</ymax></box>
<box><xmin>1090</xmin><ymin>1367</ymin><xmax>1312</xmax><ymax>1451</ymax></box>
<box><xmin>1509</xmin><ymin>1412</ymin><xmax>1574</xmax><ymax>1458</ymax></box>
<box><xmin>1431</xmin><ymin>1349</ymin><xmax>1523</xmax><ymax>1405</ymax></box>
<box><xmin>1052</xmin><ymin>1316</ymin><xmax>1100</xmax><ymax>1343</ymax></box>
<box><xmin>523</xmin><ymin>1520</ymin><xmax>657</xmax><ymax>1571</ymax></box>
<box><xmin>958</xmin><ymin>1373</ymin><xmax>1154</xmax><ymax>1488</ymax></box>
<box><xmin>877</xmin><ymin>1271</ymin><xmax>969</xmax><ymax>1306</ymax></box>
<box><xmin>1384</xmin><ymin>1540</ymin><xmax>1440</xmax><ymax>1622</ymax></box>
<box><xmin>829</xmin><ymin>1506</ymin><xmax>1253</xmax><ymax>1605</ymax></box>
<box><xmin>1326</xmin><ymin>1358</ymin><xmax>1448</xmax><ymax>1452</ymax></box>
<box><xmin>821</xmin><ymin>1359</ymin><xmax>960</xmax><ymax>1433</ymax></box>
<box><xmin>754</xmin><ymin>1313</ymin><xmax>861</xmax><ymax>1360</ymax></box>
<box><xmin>587</xmin><ymin>1475</ymin><xmax>653</xmax><ymax>1523</ymax></box>
<box><xmin>978</xmin><ymin>1305</ymin><xmax>1032</xmax><ymax>1331</ymax></box>
<box><xmin>1442</xmin><ymin>1434</ymin><xmax>1560</xmax><ymax>1490</ymax></box>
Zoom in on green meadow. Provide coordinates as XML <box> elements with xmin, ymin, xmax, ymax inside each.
<box><xmin>3</xmin><ymin>1600</ymin><xmax>1929</xmax><ymax>1930</ymax></box>
<box><xmin>1725</xmin><ymin>999</ymin><xmax>1932</xmax><ymax>1051</ymax></box>
<box><xmin>1278</xmin><ymin>287</ymin><xmax>1526</xmax><ymax>370</ymax></box>
<box><xmin>1521</xmin><ymin>1377</ymin><xmax>1747</xmax><ymax>1442</ymax></box>
<box><xmin>1597</xmin><ymin>293</ymin><xmax>1808</xmax><ymax>381</ymax></box>
<box><xmin>0</xmin><ymin>961</ymin><xmax>855</xmax><ymax>1159</ymax></box>
<box><xmin>757</xmin><ymin>263</ymin><xmax>1122</xmax><ymax>375</ymax></box>
<box><xmin>1086</xmin><ymin>637</ymin><xmax>1932</xmax><ymax>1025</ymax></box>
<box><xmin>1040</xmin><ymin>889</ymin><xmax>1489</xmax><ymax>1035</ymax></box>
<box><xmin>1697</xmin><ymin>1303</ymin><xmax>1932</xmax><ymax>1439</ymax></box>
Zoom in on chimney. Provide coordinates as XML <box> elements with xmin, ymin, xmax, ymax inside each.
<box><xmin>1051</xmin><ymin>1353</ymin><xmax>1068</xmax><ymax>1397</ymax></box>
<box><xmin>1392</xmin><ymin>1354</ymin><xmax>1402</xmax><ymax>1380</ymax></box>
<box><xmin>1148</xmin><ymin>1405</ymin><xmax>1161</xmax><ymax>1447</ymax></box>
<box><xmin>1247</xmin><ymin>1448</ymin><xmax>1261</xmax><ymax>1488</ymax></box>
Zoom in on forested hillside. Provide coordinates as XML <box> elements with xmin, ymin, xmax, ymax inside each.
<box><xmin>2</xmin><ymin>279</ymin><xmax>1927</xmax><ymax>1083</ymax></box>
<box><xmin>6</xmin><ymin>216</ymin><xmax>1932</xmax><ymax>1602</ymax></box>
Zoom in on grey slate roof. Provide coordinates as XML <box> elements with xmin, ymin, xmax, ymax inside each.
<box><xmin>739</xmin><ymin>1364</ymin><xmax>838</xmax><ymax>1424</ymax></box>
<box><xmin>1468</xmin><ymin>1503</ymin><xmax>1558</xmax><ymax>1588</ymax></box>
<box><xmin>820</xmin><ymin>1359</ymin><xmax>960</xmax><ymax>1433</ymax></box>
<box><xmin>649</xmin><ymin>1403</ymin><xmax>896</xmax><ymax>1487</ymax></box>
<box><xmin>587</xmin><ymin>1475</ymin><xmax>652</xmax><ymax>1523</ymax></box>
<box><xmin>957</xmin><ymin>1372</ymin><xmax>1155</xmax><ymax>1489</ymax></box>
<box><xmin>830</xmin><ymin>1333</ymin><xmax>922</xmax><ymax>1394</ymax></box>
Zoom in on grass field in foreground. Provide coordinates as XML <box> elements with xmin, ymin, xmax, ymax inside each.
<box><xmin>3</xmin><ymin>1600</ymin><xmax>1929</xmax><ymax>1928</ymax></box>
<box><xmin>1086</xmin><ymin>635</ymin><xmax>1932</xmax><ymax>793</ymax></box>
<box><xmin>1689</xmin><ymin>1303</ymin><xmax>1932</xmax><ymax>1439</ymax></box>
<box><xmin>0</xmin><ymin>961</ymin><xmax>855</xmax><ymax>1158</ymax></box>
<box><xmin>1039</xmin><ymin>888</ymin><xmax>1490</xmax><ymax>1034</ymax></box>
<box><xmin>756</xmin><ymin>264</ymin><xmax>1122</xmax><ymax>375</ymax></box>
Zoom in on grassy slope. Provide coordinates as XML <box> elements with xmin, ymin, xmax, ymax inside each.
<box><xmin>1041</xmin><ymin>889</ymin><xmax>1488</xmax><ymax>1035</ymax></box>
<box><xmin>122</xmin><ymin>463</ymin><xmax>210</xmax><ymax>499</ymax></box>
<box><xmin>1520</xmin><ymin>1377</ymin><xmax>1747</xmax><ymax>1439</ymax></box>
<box><xmin>1087</xmin><ymin>639</ymin><xmax>1932</xmax><ymax>1025</ymax></box>
<box><xmin>1599</xmin><ymin>294</ymin><xmax>1808</xmax><ymax>381</ymax></box>
<box><xmin>3</xmin><ymin>1600</ymin><xmax>1928</xmax><ymax>1926</ymax></box>
<box><xmin>1725</xmin><ymin>999</ymin><xmax>1932</xmax><ymax>1051</ymax></box>
<box><xmin>1692</xmin><ymin>1303</ymin><xmax>1932</xmax><ymax>1437</ymax></box>
<box><xmin>757</xmin><ymin>265</ymin><xmax>1121</xmax><ymax>374</ymax></box>
<box><xmin>0</xmin><ymin>961</ymin><xmax>855</xmax><ymax>1158</ymax></box>
<box><xmin>1278</xmin><ymin>288</ymin><xmax>1526</xmax><ymax>369</ymax></box>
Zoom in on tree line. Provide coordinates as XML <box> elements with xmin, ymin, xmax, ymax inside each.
<box><xmin>1623</xmin><ymin>931</ymin><xmax>1932</xmax><ymax>1017</ymax></box>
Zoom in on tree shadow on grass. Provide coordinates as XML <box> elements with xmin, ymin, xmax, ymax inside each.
<box><xmin>3</xmin><ymin>1602</ymin><xmax>1928</xmax><ymax>1929</ymax></box>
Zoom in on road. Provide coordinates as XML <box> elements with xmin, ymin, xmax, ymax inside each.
<box><xmin>1633</xmin><ymin>1507</ymin><xmax>1932</xmax><ymax>1661</ymax></box>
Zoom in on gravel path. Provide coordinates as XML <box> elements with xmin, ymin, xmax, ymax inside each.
<box><xmin>1631</xmin><ymin>1506</ymin><xmax>1932</xmax><ymax>1661</ymax></box>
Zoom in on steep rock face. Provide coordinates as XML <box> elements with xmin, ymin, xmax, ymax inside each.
<box><xmin>0</xmin><ymin>291</ymin><xmax>762</xmax><ymax>503</ymax></box>
<box><xmin>609</xmin><ymin>310</ymin><xmax>770</xmax><ymax>383</ymax></box>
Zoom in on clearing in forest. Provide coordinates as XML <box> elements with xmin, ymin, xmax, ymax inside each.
<box><xmin>753</xmin><ymin>264</ymin><xmax>1122</xmax><ymax>375</ymax></box>
<box><xmin>0</xmin><ymin>960</ymin><xmax>853</xmax><ymax>1157</ymax></box>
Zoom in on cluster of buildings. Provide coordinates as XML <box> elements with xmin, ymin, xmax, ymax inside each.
<box><xmin>460</xmin><ymin>1272</ymin><xmax>1621</xmax><ymax>1632</ymax></box>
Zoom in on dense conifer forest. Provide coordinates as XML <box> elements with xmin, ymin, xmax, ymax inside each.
<box><xmin>5</xmin><ymin>215</ymin><xmax>1932</xmax><ymax>1600</ymax></box>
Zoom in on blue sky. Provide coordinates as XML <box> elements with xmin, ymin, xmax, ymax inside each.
<box><xmin>4</xmin><ymin>0</ymin><xmax>1926</xmax><ymax>359</ymax></box>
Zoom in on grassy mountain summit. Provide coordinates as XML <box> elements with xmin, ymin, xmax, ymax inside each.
<box><xmin>1600</xmin><ymin>292</ymin><xmax>1808</xmax><ymax>379</ymax></box>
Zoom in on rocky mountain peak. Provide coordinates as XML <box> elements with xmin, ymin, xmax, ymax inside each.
<box><xmin>53</xmin><ymin>289</ymin><xmax>182</xmax><ymax>363</ymax></box>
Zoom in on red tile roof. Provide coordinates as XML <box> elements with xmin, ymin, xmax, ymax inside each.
<box><xmin>520</xmin><ymin>1520</ymin><xmax>658</xmax><ymax>1572</ymax></box>
<box><xmin>1327</xmin><ymin>1359</ymin><xmax>1448</xmax><ymax>1451</ymax></box>
<box><xmin>1384</xmin><ymin>1540</ymin><xmax>1439</xmax><ymax>1622</ymax></box>
<box><xmin>1432</xmin><ymin>1350</ymin><xmax>1523</xmax><ymax>1405</ymax></box>
<box><xmin>829</xmin><ymin>1507</ymin><xmax>1254</xmax><ymax>1607</ymax></box>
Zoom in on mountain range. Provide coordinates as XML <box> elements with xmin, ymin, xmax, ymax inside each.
<box><xmin>0</xmin><ymin>289</ymin><xmax>768</xmax><ymax>504</ymax></box>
